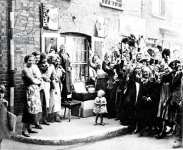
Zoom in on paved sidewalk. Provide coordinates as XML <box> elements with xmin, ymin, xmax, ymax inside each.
<box><xmin>12</xmin><ymin>117</ymin><xmax>127</xmax><ymax>145</ymax></box>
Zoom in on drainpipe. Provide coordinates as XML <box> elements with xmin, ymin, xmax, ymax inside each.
<box><xmin>8</xmin><ymin>0</ymin><xmax>15</xmax><ymax>113</ymax></box>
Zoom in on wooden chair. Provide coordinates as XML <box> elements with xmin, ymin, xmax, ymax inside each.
<box><xmin>62</xmin><ymin>100</ymin><xmax>81</xmax><ymax>122</ymax></box>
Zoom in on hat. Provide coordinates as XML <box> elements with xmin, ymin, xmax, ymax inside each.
<box><xmin>147</xmin><ymin>48</ymin><xmax>155</xmax><ymax>57</ymax></box>
<box><xmin>32</xmin><ymin>51</ymin><xmax>40</xmax><ymax>56</ymax></box>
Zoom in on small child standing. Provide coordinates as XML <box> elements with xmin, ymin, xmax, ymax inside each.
<box><xmin>93</xmin><ymin>90</ymin><xmax>107</xmax><ymax>125</ymax></box>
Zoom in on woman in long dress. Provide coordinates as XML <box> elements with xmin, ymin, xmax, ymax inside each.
<box><xmin>65</xmin><ymin>53</ymin><xmax>72</xmax><ymax>97</ymax></box>
<box><xmin>156</xmin><ymin>49</ymin><xmax>172</xmax><ymax>137</ymax></box>
<box><xmin>119</xmin><ymin>65</ymin><xmax>141</xmax><ymax>130</ymax></box>
<box><xmin>102</xmin><ymin>52</ymin><xmax>115</xmax><ymax>118</ymax></box>
<box><xmin>22</xmin><ymin>55</ymin><xmax>42</xmax><ymax>137</ymax></box>
<box><xmin>135</xmin><ymin>66</ymin><xmax>158</xmax><ymax>135</ymax></box>
<box><xmin>38</xmin><ymin>54</ymin><xmax>52</xmax><ymax>125</ymax></box>
<box><xmin>49</xmin><ymin>55</ymin><xmax>65</xmax><ymax>122</ymax></box>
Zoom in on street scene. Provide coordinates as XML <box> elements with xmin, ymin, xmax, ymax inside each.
<box><xmin>0</xmin><ymin>0</ymin><xmax>183</xmax><ymax>149</ymax></box>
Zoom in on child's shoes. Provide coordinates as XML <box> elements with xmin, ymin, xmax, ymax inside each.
<box><xmin>100</xmin><ymin>122</ymin><xmax>105</xmax><ymax>126</ymax></box>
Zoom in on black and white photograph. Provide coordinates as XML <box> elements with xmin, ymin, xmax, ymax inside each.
<box><xmin>0</xmin><ymin>0</ymin><xmax>183</xmax><ymax>149</ymax></box>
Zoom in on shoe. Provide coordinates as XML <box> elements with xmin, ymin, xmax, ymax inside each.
<box><xmin>94</xmin><ymin>123</ymin><xmax>98</xmax><ymax>125</ymax></box>
<box><xmin>41</xmin><ymin>121</ymin><xmax>50</xmax><ymax>125</ymax></box>
<box><xmin>48</xmin><ymin>114</ymin><xmax>55</xmax><ymax>123</ymax></box>
<box><xmin>35</xmin><ymin>124</ymin><xmax>43</xmax><ymax>129</ymax></box>
<box><xmin>22</xmin><ymin>131</ymin><xmax>30</xmax><ymax>137</ymax></box>
<box><xmin>55</xmin><ymin>116</ymin><xmax>61</xmax><ymax>122</ymax></box>
<box><xmin>155</xmin><ymin>132</ymin><xmax>166</xmax><ymax>139</ymax></box>
<box><xmin>100</xmin><ymin>122</ymin><xmax>105</xmax><ymax>126</ymax></box>
<box><xmin>28</xmin><ymin>129</ymin><xmax>38</xmax><ymax>133</ymax></box>
<box><xmin>133</xmin><ymin>128</ymin><xmax>140</xmax><ymax>134</ymax></box>
<box><xmin>172</xmin><ymin>140</ymin><xmax>182</xmax><ymax>148</ymax></box>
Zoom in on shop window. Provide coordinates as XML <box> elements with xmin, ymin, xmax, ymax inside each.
<box><xmin>152</xmin><ymin>0</ymin><xmax>165</xmax><ymax>17</ymax></box>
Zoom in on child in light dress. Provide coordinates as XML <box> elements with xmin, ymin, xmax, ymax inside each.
<box><xmin>93</xmin><ymin>90</ymin><xmax>107</xmax><ymax>125</ymax></box>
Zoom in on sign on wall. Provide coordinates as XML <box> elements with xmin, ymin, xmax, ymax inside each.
<box><xmin>96</xmin><ymin>17</ymin><xmax>106</xmax><ymax>38</ymax></box>
<box><xmin>100</xmin><ymin>0</ymin><xmax>123</xmax><ymax>11</ymax></box>
<box><xmin>41</xmin><ymin>33</ymin><xmax>62</xmax><ymax>53</ymax></box>
<box><xmin>92</xmin><ymin>37</ymin><xmax>104</xmax><ymax>59</ymax></box>
<box><xmin>40</xmin><ymin>3</ymin><xmax>59</xmax><ymax>30</ymax></box>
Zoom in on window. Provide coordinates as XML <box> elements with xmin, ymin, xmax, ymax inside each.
<box><xmin>152</xmin><ymin>0</ymin><xmax>165</xmax><ymax>17</ymax></box>
<box><xmin>65</xmin><ymin>35</ymin><xmax>90</xmax><ymax>84</ymax></box>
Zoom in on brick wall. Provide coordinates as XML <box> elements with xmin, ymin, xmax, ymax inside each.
<box><xmin>0</xmin><ymin>0</ymin><xmax>9</xmax><ymax>95</ymax></box>
<box><xmin>12</xmin><ymin>0</ymin><xmax>123</xmax><ymax>115</ymax></box>
<box><xmin>13</xmin><ymin>0</ymin><xmax>41</xmax><ymax>114</ymax></box>
<box><xmin>0</xmin><ymin>0</ymin><xmax>142</xmax><ymax>115</ymax></box>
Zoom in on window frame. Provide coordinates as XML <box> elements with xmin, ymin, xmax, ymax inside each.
<box><xmin>151</xmin><ymin>0</ymin><xmax>166</xmax><ymax>19</ymax></box>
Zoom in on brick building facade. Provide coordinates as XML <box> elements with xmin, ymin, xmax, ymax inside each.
<box><xmin>0</xmin><ymin>0</ymin><xmax>124</xmax><ymax>115</ymax></box>
<box><xmin>0</xmin><ymin>0</ymin><xmax>182</xmax><ymax>115</ymax></box>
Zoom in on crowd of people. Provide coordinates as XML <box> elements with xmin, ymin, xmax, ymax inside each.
<box><xmin>19</xmin><ymin>35</ymin><xmax>183</xmax><ymax>148</ymax></box>
<box><xmin>89</xmin><ymin>35</ymin><xmax>183</xmax><ymax>148</ymax></box>
<box><xmin>21</xmin><ymin>45</ymin><xmax>72</xmax><ymax>137</ymax></box>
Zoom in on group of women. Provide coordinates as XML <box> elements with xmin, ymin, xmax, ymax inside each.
<box><xmin>21</xmin><ymin>46</ymin><xmax>72</xmax><ymax>137</ymax></box>
<box><xmin>20</xmin><ymin>41</ymin><xmax>183</xmax><ymax>147</ymax></box>
<box><xmin>90</xmin><ymin>47</ymin><xmax>183</xmax><ymax>148</ymax></box>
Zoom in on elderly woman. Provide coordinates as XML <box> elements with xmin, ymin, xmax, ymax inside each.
<box><xmin>48</xmin><ymin>55</ymin><xmax>64</xmax><ymax>122</ymax></box>
<box><xmin>119</xmin><ymin>64</ymin><xmax>142</xmax><ymax>131</ymax></box>
<box><xmin>38</xmin><ymin>53</ymin><xmax>51</xmax><ymax>125</ymax></box>
<box><xmin>22</xmin><ymin>55</ymin><xmax>42</xmax><ymax>137</ymax></box>
<box><xmin>135</xmin><ymin>66</ymin><xmax>158</xmax><ymax>135</ymax></box>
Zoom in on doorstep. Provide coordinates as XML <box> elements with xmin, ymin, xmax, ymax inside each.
<box><xmin>11</xmin><ymin>116</ymin><xmax>127</xmax><ymax>145</ymax></box>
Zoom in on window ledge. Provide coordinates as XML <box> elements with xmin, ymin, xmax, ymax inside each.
<box><xmin>151</xmin><ymin>14</ymin><xmax>166</xmax><ymax>20</ymax></box>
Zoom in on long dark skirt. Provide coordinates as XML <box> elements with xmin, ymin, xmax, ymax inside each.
<box><xmin>22</xmin><ymin>105</ymin><xmax>37</xmax><ymax>124</ymax></box>
<box><xmin>22</xmin><ymin>94</ymin><xmax>37</xmax><ymax>125</ymax></box>
<box><xmin>106</xmin><ymin>82</ymin><xmax>119</xmax><ymax>118</ymax></box>
<box><xmin>174</xmin><ymin>104</ymin><xmax>183</xmax><ymax>140</ymax></box>
<box><xmin>95</xmin><ymin>78</ymin><xmax>107</xmax><ymax>92</ymax></box>
<box><xmin>119</xmin><ymin>81</ymin><xmax>136</xmax><ymax>126</ymax></box>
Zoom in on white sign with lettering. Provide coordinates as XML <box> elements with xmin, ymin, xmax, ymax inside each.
<box><xmin>41</xmin><ymin>3</ymin><xmax>59</xmax><ymax>30</ymax></box>
<box><xmin>100</xmin><ymin>0</ymin><xmax>123</xmax><ymax>11</ymax></box>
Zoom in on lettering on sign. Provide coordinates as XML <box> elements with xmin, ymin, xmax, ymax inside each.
<box><xmin>40</xmin><ymin>3</ymin><xmax>59</xmax><ymax>30</ymax></box>
<box><xmin>100</xmin><ymin>0</ymin><xmax>123</xmax><ymax>10</ymax></box>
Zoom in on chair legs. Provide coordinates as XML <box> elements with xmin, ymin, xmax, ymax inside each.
<box><xmin>69</xmin><ymin>109</ymin><xmax>71</xmax><ymax>122</ymax></box>
<box><xmin>63</xmin><ymin>107</ymin><xmax>71</xmax><ymax>122</ymax></box>
<box><xmin>64</xmin><ymin>107</ymin><xmax>67</xmax><ymax>119</ymax></box>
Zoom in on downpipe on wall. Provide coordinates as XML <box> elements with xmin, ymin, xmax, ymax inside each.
<box><xmin>8</xmin><ymin>0</ymin><xmax>15</xmax><ymax>113</ymax></box>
